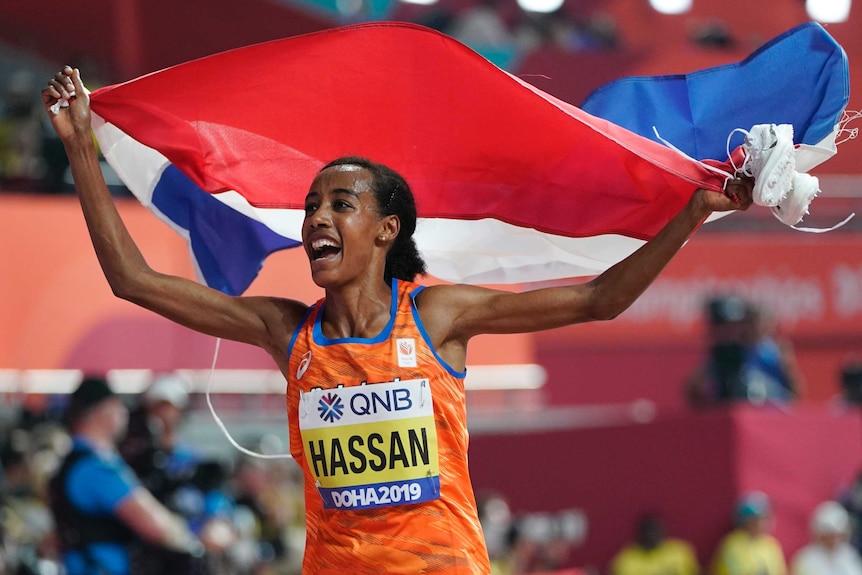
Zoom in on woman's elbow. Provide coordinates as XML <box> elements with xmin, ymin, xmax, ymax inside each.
<box><xmin>588</xmin><ymin>307</ymin><xmax>622</xmax><ymax>322</ymax></box>
<box><xmin>581</xmin><ymin>281</ymin><xmax>636</xmax><ymax>322</ymax></box>
<box><xmin>583</xmin><ymin>294</ymin><xmax>628</xmax><ymax>322</ymax></box>
<box><xmin>106</xmin><ymin>268</ymin><xmax>153</xmax><ymax>304</ymax></box>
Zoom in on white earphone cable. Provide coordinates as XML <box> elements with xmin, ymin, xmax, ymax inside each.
<box><xmin>205</xmin><ymin>337</ymin><xmax>293</xmax><ymax>460</ymax></box>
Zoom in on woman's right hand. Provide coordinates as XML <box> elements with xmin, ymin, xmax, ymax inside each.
<box><xmin>41</xmin><ymin>66</ymin><xmax>91</xmax><ymax>144</ymax></box>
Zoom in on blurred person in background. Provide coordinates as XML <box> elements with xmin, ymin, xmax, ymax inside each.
<box><xmin>494</xmin><ymin>511</ymin><xmax>582</xmax><ymax>575</ymax></box>
<box><xmin>48</xmin><ymin>374</ymin><xmax>205</xmax><ymax>575</ymax></box>
<box><xmin>838</xmin><ymin>361</ymin><xmax>862</xmax><ymax>407</ymax></box>
<box><xmin>609</xmin><ymin>512</ymin><xmax>700</xmax><ymax>575</ymax></box>
<box><xmin>118</xmin><ymin>373</ymin><xmax>218</xmax><ymax>574</ymax></box>
<box><xmin>183</xmin><ymin>460</ymin><xmax>241</xmax><ymax>575</ymax></box>
<box><xmin>229</xmin><ymin>455</ymin><xmax>298</xmax><ymax>574</ymax></box>
<box><xmin>791</xmin><ymin>500</ymin><xmax>862</xmax><ymax>575</ymax></box>
<box><xmin>686</xmin><ymin>295</ymin><xmax>803</xmax><ymax>408</ymax></box>
<box><xmin>119</xmin><ymin>373</ymin><xmax>197</xmax><ymax>503</ymax></box>
<box><xmin>710</xmin><ymin>491</ymin><xmax>787</xmax><ymax>575</ymax></box>
<box><xmin>839</xmin><ymin>460</ymin><xmax>862</xmax><ymax>555</ymax></box>
<box><xmin>446</xmin><ymin>0</ymin><xmax>515</xmax><ymax>53</ymax></box>
<box><xmin>0</xmin><ymin>402</ymin><xmax>71</xmax><ymax>575</ymax></box>
<box><xmin>476</xmin><ymin>491</ymin><xmax>515</xmax><ymax>574</ymax></box>
<box><xmin>0</xmin><ymin>441</ymin><xmax>58</xmax><ymax>575</ymax></box>
<box><xmin>0</xmin><ymin>70</ymin><xmax>49</xmax><ymax>193</ymax></box>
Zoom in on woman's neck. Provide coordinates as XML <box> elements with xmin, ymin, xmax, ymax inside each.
<box><xmin>322</xmin><ymin>278</ymin><xmax>394</xmax><ymax>339</ymax></box>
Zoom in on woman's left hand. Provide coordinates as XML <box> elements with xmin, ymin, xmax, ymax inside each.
<box><xmin>695</xmin><ymin>177</ymin><xmax>754</xmax><ymax>214</ymax></box>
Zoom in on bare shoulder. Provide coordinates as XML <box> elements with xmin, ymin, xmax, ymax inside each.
<box><xmin>251</xmin><ymin>294</ymin><xmax>310</xmax><ymax>328</ymax></box>
<box><xmin>413</xmin><ymin>285</ymin><xmax>465</xmax><ymax>343</ymax></box>
<box><xmin>414</xmin><ymin>283</ymin><xmax>496</xmax><ymax>313</ymax></box>
<box><xmin>413</xmin><ymin>283</ymin><xmax>505</xmax><ymax>344</ymax></box>
<box><xmin>239</xmin><ymin>294</ymin><xmax>311</xmax><ymax>353</ymax></box>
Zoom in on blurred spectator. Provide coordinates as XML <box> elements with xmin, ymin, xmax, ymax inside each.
<box><xmin>0</xmin><ymin>70</ymin><xmax>49</xmax><ymax>192</ymax></box>
<box><xmin>609</xmin><ymin>513</ymin><xmax>700</xmax><ymax>575</ymax></box>
<box><xmin>688</xmin><ymin>18</ymin><xmax>735</xmax><ymax>49</ymax></box>
<box><xmin>1</xmin><ymin>440</ymin><xmax>58</xmax><ymax>575</ymax></box>
<box><xmin>841</xmin><ymin>468</ymin><xmax>862</xmax><ymax>556</ymax></box>
<box><xmin>513</xmin><ymin>9</ymin><xmax>618</xmax><ymax>55</ymax></box>
<box><xmin>840</xmin><ymin>361</ymin><xmax>862</xmax><ymax>406</ymax></box>
<box><xmin>477</xmin><ymin>490</ymin><xmax>515</xmax><ymax>574</ymax></box>
<box><xmin>229</xmin><ymin>456</ymin><xmax>296</xmax><ymax>574</ymax></box>
<box><xmin>413</xmin><ymin>6</ymin><xmax>457</xmax><ymax>34</ymax></box>
<box><xmin>710</xmin><ymin>491</ymin><xmax>787</xmax><ymax>575</ymax></box>
<box><xmin>48</xmin><ymin>375</ymin><xmax>204</xmax><ymax>575</ymax></box>
<box><xmin>492</xmin><ymin>510</ymin><xmax>582</xmax><ymax>574</ymax></box>
<box><xmin>791</xmin><ymin>500</ymin><xmax>862</xmax><ymax>575</ymax></box>
<box><xmin>686</xmin><ymin>295</ymin><xmax>803</xmax><ymax>408</ymax></box>
<box><xmin>119</xmin><ymin>373</ymin><xmax>197</xmax><ymax>501</ymax></box>
<box><xmin>118</xmin><ymin>374</ymin><xmax>240</xmax><ymax>575</ymax></box>
<box><xmin>447</xmin><ymin>0</ymin><xmax>514</xmax><ymax>49</ymax></box>
<box><xmin>446</xmin><ymin>0</ymin><xmax>520</xmax><ymax>69</ymax></box>
<box><xmin>172</xmin><ymin>460</ymin><xmax>240</xmax><ymax>575</ymax></box>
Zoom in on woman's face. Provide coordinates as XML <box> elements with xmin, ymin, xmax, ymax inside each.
<box><xmin>302</xmin><ymin>165</ymin><xmax>387</xmax><ymax>288</ymax></box>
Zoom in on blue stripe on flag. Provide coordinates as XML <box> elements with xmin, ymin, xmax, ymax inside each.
<box><xmin>581</xmin><ymin>22</ymin><xmax>849</xmax><ymax>159</ymax></box>
<box><xmin>152</xmin><ymin>165</ymin><xmax>301</xmax><ymax>295</ymax></box>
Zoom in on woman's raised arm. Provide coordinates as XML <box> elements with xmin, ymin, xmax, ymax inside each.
<box><xmin>42</xmin><ymin>67</ymin><xmax>306</xmax><ymax>354</ymax></box>
<box><xmin>418</xmin><ymin>180</ymin><xmax>754</xmax><ymax>366</ymax></box>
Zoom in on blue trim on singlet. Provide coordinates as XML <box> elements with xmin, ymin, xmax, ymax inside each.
<box><xmin>286</xmin><ymin>279</ymin><xmax>466</xmax><ymax>379</ymax></box>
<box><xmin>286</xmin><ymin>304</ymin><xmax>317</xmax><ymax>360</ymax></box>
<box><xmin>311</xmin><ymin>279</ymin><xmax>398</xmax><ymax>345</ymax></box>
<box><xmin>410</xmin><ymin>286</ymin><xmax>467</xmax><ymax>379</ymax></box>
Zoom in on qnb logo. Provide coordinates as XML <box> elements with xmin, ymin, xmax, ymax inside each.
<box><xmin>318</xmin><ymin>392</ymin><xmax>345</xmax><ymax>423</ymax></box>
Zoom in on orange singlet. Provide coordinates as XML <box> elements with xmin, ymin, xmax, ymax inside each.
<box><xmin>285</xmin><ymin>278</ymin><xmax>490</xmax><ymax>574</ymax></box>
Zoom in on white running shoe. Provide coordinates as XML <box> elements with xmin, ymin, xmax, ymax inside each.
<box><xmin>771</xmin><ymin>172</ymin><xmax>819</xmax><ymax>226</ymax></box>
<box><xmin>739</xmin><ymin>124</ymin><xmax>796</xmax><ymax>207</ymax></box>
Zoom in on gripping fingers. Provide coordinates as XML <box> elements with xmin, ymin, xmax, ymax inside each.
<box><xmin>48</xmin><ymin>69</ymin><xmax>78</xmax><ymax>114</ymax></box>
<box><xmin>724</xmin><ymin>178</ymin><xmax>753</xmax><ymax>210</ymax></box>
<box><xmin>724</xmin><ymin>184</ymin><xmax>740</xmax><ymax>204</ymax></box>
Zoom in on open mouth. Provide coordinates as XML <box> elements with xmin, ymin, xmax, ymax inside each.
<box><xmin>311</xmin><ymin>239</ymin><xmax>342</xmax><ymax>261</ymax></box>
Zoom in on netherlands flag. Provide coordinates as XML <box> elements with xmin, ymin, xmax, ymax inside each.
<box><xmin>88</xmin><ymin>21</ymin><xmax>849</xmax><ymax>295</ymax></box>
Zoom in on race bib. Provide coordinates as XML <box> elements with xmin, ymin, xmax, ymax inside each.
<box><xmin>299</xmin><ymin>378</ymin><xmax>440</xmax><ymax>510</ymax></box>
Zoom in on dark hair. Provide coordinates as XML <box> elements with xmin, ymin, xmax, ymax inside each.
<box><xmin>707</xmin><ymin>295</ymin><xmax>750</xmax><ymax>325</ymax></box>
<box><xmin>66</xmin><ymin>374</ymin><xmax>115</xmax><ymax>426</ymax></box>
<box><xmin>321</xmin><ymin>156</ymin><xmax>426</xmax><ymax>283</ymax></box>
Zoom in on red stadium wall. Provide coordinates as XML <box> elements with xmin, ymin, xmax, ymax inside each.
<box><xmin>469</xmin><ymin>404</ymin><xmax>862</xmax><ymax>572</ymax></box>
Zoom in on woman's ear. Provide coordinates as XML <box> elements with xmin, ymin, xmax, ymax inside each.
<box><xmin>378</xmin><ymin>214</ymin><xmax>400</xmax><ymax>243</ymax></box>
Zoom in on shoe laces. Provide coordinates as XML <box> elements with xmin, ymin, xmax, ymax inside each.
<box><xmin>727</xmin><ymin>127</ymin><xmax>774</xmax><ymax>179</ymax></box>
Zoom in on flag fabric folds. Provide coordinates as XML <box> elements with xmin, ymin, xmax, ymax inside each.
<box><xmin>89</xmin><ymin>21</ymin><xmax>850</xmax><ymax>295</ymax></box>
<box><xmin>580</xmin><ymin>22</ymin><xmax>849</xmax><ymax>173</ymax></box>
